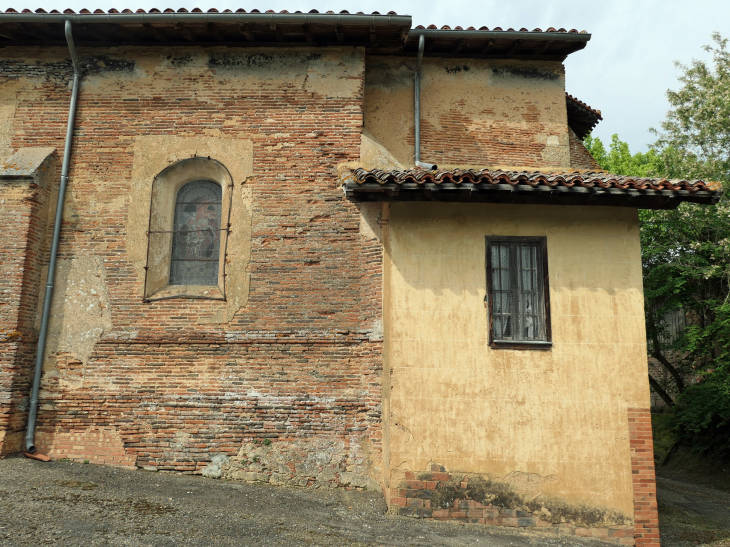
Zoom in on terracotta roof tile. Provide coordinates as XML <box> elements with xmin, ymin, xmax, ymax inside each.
<box><xmin>566</xmin><ymin>93</ymin><xmax>601</xmax><ymax>117</ymax></box>
<box><xmin>341</xmin><ymin>168</ymin><xmax>721</xmax><ymax>208</ymax></box>
<box><xmin>345</xmin><ymin>168</ymin><xmax>717</xmax><ymax>192</ymax></box>
<box><xmin>0</xmin><ymin>8</ymin><xmax>589</xmax><ymax>33</ymax></box>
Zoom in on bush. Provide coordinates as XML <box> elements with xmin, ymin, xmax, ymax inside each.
<box><xmin>672</xmin><ymin>366</ymin><xmax>730</xmax><ymax>460</ymax></box>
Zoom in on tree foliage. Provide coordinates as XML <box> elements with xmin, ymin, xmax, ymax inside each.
<box><xmin>583</xmin><ymin>134</ymin><xmax>664</xmax><ymax>178</ymax></box>
<box><xmin>584</xmin><ymin>33</ymin><xmax>730</xmax><ymax>459</ymax></box>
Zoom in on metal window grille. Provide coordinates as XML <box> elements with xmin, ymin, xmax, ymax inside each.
<box><xmin>487</xmin><ymin>238</ymin><xmax>549</xmax><ymax>343</ymax></box>
<box><xmin>169</xmin><ymin>180</ymin><xmax>223</xmax><ymax>285</ymax></box>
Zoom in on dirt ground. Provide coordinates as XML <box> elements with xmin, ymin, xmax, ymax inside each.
<box><xmin>0</xmin><ymin>456</ymin><xmax>611</xmax><ymax>547</ymax></box>
<box><xmin>4</xmin><ymin>455</ymin><xmax>730</xmax><ymax>547</ymax></box>
<box><xmin>657</xmin><ymin>473</ymin><xmax>730</xmax><ymax>547</ymax></box>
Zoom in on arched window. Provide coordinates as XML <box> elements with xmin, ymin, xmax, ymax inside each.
<box><xmin>170</xmin><ymin>180</ymin><xmax>222</xmax><ymax>285</ymax></box>
<box><xmin>143</xmin><ymin>157</ymin><xmax>233</xmax><ymax>302</ymax></box>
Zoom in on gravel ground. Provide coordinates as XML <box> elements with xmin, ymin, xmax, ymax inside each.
<box><xmin>656</xmin><ymin>476</ymin><xmax>730</xmax><ymax>547</ymax></box>
<box><xmin>0</xmin><ymin>456</ymin><xmax>609</xmax><ymax>547</ymax></box>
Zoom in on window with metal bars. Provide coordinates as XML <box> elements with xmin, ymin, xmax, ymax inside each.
<box><xmin>170</xmin><ymin>180</ymin><xmax>222</xmax><ymax>286</ymax></box>
<box><xmin>486</xmin><ymin>237</ymin><xmax>551</xmax><ymax>349</ymax></box>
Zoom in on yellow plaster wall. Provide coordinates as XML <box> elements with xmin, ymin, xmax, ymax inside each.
<box><xmin>384</xmin><ymin>202</ymin><xmax>648</xmax><ymax>516</ymax></box>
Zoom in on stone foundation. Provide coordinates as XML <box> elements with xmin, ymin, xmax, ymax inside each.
<box><xmin>218</xmin><ymin>437</ymin><xmax>381</xmax><ymax>491</ymax></box>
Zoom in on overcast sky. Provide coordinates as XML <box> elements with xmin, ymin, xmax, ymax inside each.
<box><xmin>3</xmin><ymin>0</ymin><xmax>728</xmax><ymax>153</ymax></box>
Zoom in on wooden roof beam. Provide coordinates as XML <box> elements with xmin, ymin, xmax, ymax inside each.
<box><xmin>301</xmin><ymin>23</ymin><xmax>313</xmax><ymax>42</ymax></box>
<box><xmin>173</xmin><ymin>22</ymin><xmax>194</xmax><ymax>41</ymax></box>
<box><xmin>507</xmin><ymin>39</ymin><xmax>523</xmax><ymax>55</ymax></box>
<box><xmin>238</xmin><ymin>23</ymin><xmax>253</xmax><ymax>41</ymax></box>
<box><xmin>270</xmin><ymin>23</ymin><xmax>283</xmax><ymax>42</ymax></box>
<box><xmin>113</xmin><ymin>24</ymin><xmax>138</xmax><ymax>42</ymax></box>
<box><xmin>142</xmin><ymin>23</ymin><xmax>166</xmax><ymax>42</ymax></box>
<box><xmin>206</xmin><ymin>23</ymin><xmax>226</xmax><ymax>42</ymax></box>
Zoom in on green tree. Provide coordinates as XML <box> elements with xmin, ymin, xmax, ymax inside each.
<box><xmin>584</xmin><ymin>34</ymin><xmax>730</xmax><ymax>458</ymax></box>
<box><xmin>653</xmin><ymin>32</ymin><xmax>730</xmax><ymax>183</ymax></box>
<box><xmin>583</xmin><ymin>134</ymin><xmax>664</xmax><ymax>178</ymax></box>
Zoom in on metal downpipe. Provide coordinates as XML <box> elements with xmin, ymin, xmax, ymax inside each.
<box><xmin>25</xmin><ymin>20</ymin><xmax>81</xmax><ymax>454</ymax></box>
<box><xmin>414</xmin><ymin>34</ymin><xmax>436</xmax><ymax>170</ymax></box>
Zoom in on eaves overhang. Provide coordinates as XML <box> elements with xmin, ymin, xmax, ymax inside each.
<box><xmin>0</xmin><ymin>9</ymin><xmax>590</xmax><ymax>59</ymax></box>
<box><xmin>404</xmin><ymin>28</ymin><xmax>590</xmax><ymax>61</ymax></box>
<box><xmin>566</xmin><ymin>93</ymin><xmax>602</xmax><ymax>139</ymax></box>
<box><xmin>340</xmin><ymin>168</ymin><xmax>721</xmax><ymax>210</ymax></box>
<box><xmin>0</xmin><ymin>9</ymin><xmax>412</xmax><ymax>49</ymax></box>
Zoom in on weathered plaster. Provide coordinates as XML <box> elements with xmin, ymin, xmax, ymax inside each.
<box><xmin>384</xmin><ymin>203</ymin><xmax>647</xmax><ymax>516</ymax></box>
<box><xmin>364</xmin><ymin>57</ymin><xmax>570</xmax><ymax>170</ymax></box>
<box><xmin>39</xmin><ymin>256</ymin><xmax>112</xmax><ymax>379</ymax></box>
<box><xmin>221</xmin><ymin>437</ymin><xmax>381</xmax><ymax>491</ymax></box>
<box><xmin>68</xmin><ymin>47</ymin><xmax>365</xmax><ymax>100</ymax></box>
<box><xmin>360</xmin><ymin>130</ymin><xmax>404</xmax><ymax>171</ymax></box>
<box><xmin>128</xmin><ymin>136</ymin><xmax>253</xmax><ymax>322</ymax></box>
<box><xmin>0</xmin><ymin>103</ymin><xmax>15</xmax><ymax>160</ymax></box>
<box><xmin>0</xmin><ymin>79</ymin><xmax>41</xmax><ymax>160</ymax></box>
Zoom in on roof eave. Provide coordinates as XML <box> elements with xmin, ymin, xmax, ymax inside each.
<box><xmin>343</xmin><ymin>181</ymin><xmax>719</xmax><ymax>209</ymax></box>
<box><xmin>0</xmin><ymin>12</ymin><xmax>413</xmax><ymax>26</ymax></box>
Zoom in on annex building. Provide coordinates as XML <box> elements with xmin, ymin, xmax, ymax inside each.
<box><xmin>0</xmin><ymin>8</ymin><xmax>721</xmax><ymax>546</ymax></box>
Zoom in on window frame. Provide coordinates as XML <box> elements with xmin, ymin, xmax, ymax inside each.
<box><xmin>142</xmin><ymin>157</ymin><xmax>233</xmax><ymax>303</ymax></box>
<box><xmin>485</xmin><ymin>236</ymin><xmax>552</xmax><ymax>350</ymax></box>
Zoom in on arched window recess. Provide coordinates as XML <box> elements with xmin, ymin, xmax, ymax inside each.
<box><xmin>142</xmin><ymin>157</ymin><xmax>234</xmax><ymax>302</ymax></box>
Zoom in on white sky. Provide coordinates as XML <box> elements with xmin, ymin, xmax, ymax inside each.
<box><xmin>3</xmin><ymin>0</ymin><xmax>728</xmax><ymax>153</ymax></box>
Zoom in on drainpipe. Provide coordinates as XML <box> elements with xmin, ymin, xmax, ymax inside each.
<box><xmin>25</xmin><ymin>20</ymin><xmax>81</xmax><ymax>454</ymax></box>
<box><xmin>414</xmin><ymin>34</ymin><xmax>437</xmax><ymax>170</ymax></box>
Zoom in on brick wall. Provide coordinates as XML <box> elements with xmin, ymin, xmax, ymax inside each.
<box><xmin>1</xmin><ymin>47</ymin><xmax>383</xmax><ymax>475</ymax></box>
<box><xmin>364</xmin><ymin>58</ymin><xmax>571</xmax><ymax>169</ymax></box>
<box><xmin>628</xmin><ymin>408</ymin><xmax>660</xmax><ymax>546</ymax></box>
<box><xmin>0</xmin><ymin>156</ymin><xmax>55</xmax><ymax>455</ymax></box>
<box><xmin>569</xmin><ymin>128</ymin><xmax>601</xmax><ymax>170</ymax></box>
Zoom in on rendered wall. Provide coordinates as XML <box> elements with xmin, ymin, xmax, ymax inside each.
<box><xmin>383</xmin><ymin>202</ymin><xmax>653</xmax><ymax>540</ymax></box>
<box><xmin>363</xmin><ymin>57</ymin><xmax>570</xmax><ymax>170</ymax></box>
<box><xmin>0</xmin><ymin>46</ymin><xmax>384</xmax><ymax>487</ymax></box>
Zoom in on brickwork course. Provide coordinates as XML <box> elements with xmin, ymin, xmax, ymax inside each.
<box><xmin>0</xmin><ymin>11</ymin><xmax>706</xmax><ymax>546</ymax></box>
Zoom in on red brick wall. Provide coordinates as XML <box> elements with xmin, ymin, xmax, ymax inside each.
<box><xmin>569</xmin><ymin>128</ymin><xmax>601</xmax><ymax>170</ymax></box>
<box><xmin>418</xmin><ymin>102</ymin><xmax>561</xmax><ymax>168</ymax></box>
<box><xmin>0</xmin><ymin>162</ymin><xmax>55</xmax><ymax>455</ymax></box>
<box><xmin>1</xmin><ymin>48</ymin><xmax>383</xmax><ymax>473</ymax></box>
<box><xmin>628</xmin><ymin>408</ymin><xmax>660</xmax><ymax>546</ymax></box>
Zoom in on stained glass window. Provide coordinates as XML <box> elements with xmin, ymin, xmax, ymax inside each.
<box><xmin>487</xmin><ymin>237</ymin><xmax>550</xmax><ymax>344</ymax></box>
<box><xmin>169</xmin><ymin>180</ymin><xmax>222</xmax><ymax>286</ymax></box>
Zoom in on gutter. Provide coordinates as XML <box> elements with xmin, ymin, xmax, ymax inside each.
<box><xmin>408</xmin><ymin>29</ymin><xmax>591</xmax><ymax>43</ymax></box>
<box><xmin>0</xmin><ymin>13</ymin><xmax>412</xmax><ymax>27</ymax></box>
<box><xmin>414</xmin><ymin>34</ymin><xmax>437</xmax><ymax>170</ymax></box>
<box><xmin>25</xmin><ymin>19</ymin><xmax>80</xmax><ymax>455</ymax></box>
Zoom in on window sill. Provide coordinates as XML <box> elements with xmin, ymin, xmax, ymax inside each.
<box><xmin>490</xmin><ymin>340</ymin><xmax>552</xmax><ymax>351</ymax></box>
<box><xmin>145</xmin><ymin>284</ymin><xmax>224</xmax><ymax>302</ymax></box>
